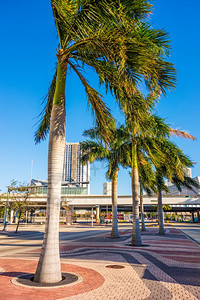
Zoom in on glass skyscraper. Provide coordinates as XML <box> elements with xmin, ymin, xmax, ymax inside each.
<box><xmin>62</xmin><ymin>142</ymin><xmax>90</xmax><ymax>194</ymax></box>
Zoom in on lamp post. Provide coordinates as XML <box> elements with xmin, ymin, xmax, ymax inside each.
<box><xmin>3</xmin><ymin>187</ymin><xmax>10</xmax><ymax>231</ymax></box>
<box><xmin>62</xmin><ymin>198</ymin><xmax>72</xmax><ymax>225</ymax></box>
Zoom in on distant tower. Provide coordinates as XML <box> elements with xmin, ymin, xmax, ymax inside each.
<box><xmin>63</xmin><ymin>142</ymin><xmax>90</xmax><ymax>194</ymax></box>
<box><xmin>103</xmin><ymin>182</ymin><xmax>112</xmax><ymax>196</ymax></box>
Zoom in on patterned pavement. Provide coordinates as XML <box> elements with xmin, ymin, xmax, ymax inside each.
<box><xmin>0</xmin><ymin>227</ymin><xmax>200</xmax><ymax>300</ymax></box>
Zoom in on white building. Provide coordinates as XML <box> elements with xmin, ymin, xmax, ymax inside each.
<box><xmin>63</xmin><ymin>142</ymin><xmax>90</xmax><ymax>194</ymax></box>
<box><xmin>164</xmin><ymin>169</ymin><xmax>200</xmax><ymax>196</ymax></box>
<box><xmin>184</xmin><ymin>167</ymin><xmax>192</xmax><ymax>178</ymax></box>
<box><xmin>166</xmin><ymin>176</ymin><xmax>200</xmax><ymax>196</ymax></box>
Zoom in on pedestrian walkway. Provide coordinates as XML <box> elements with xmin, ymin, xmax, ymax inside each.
<box><xmin>173</xmin><ymin>223</ymin><xmax>200</xmax><ymax>246</ymax></box>
<box><xmin>0</xmin><ymin>227</ymin><xmax>200</xmax><ymax>299</ymax></box>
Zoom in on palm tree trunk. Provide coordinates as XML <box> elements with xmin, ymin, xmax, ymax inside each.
<box><xmin>131</xmin><ymin>141</ymin><xmax>142</xmax><ymax>246</ymax></box>
<box><xmin>140</xmin><ymin>185</ymin><xmax>146</xmax><ymax>231</ymax></box>
<box><xmin>34</xmin><ymin>59</ymin><xmax>67</xmax><ymax>284</ymax></box>
<box><xmin>158</xmin><ymin>190</ymin><xmax>165</xmax><ymax>235</ymax></box>
<box><xmin>110</xmin><ymin>171</ymin><xmax>119</xmax><ymax>238</ymax></box>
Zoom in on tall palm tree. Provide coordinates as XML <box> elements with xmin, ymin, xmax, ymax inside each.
<box><xmin>136</xmin><ymin>116</ymin><xmax>196</xmax><ymax>235</ymax></box>
<box><xmin>34</xmin><ymin>0</ymin><xmax>176</xmax><ymax>282</ymax></box>
<box><xmin>33</xmin><ymin>0</ymin><xmax>135</xmax><ymax>284</ymax></box>
<box><xmin>124</xmin><ymin>99</ymin><xmax>196</xmax><ymax>243</ymax></box>
<box><xmin>153</xmin><ymin>139</ymin><xmax>198</xmax><ymax>235</ymax></box>
<box><xmin>138</xmin><ymin>153</ymin><xmax>157</xmax><ymax>231</ymax></box>
<box><xmin>123</xmin><ymin>92</ymin><xmax>156</xmax><ymax>246</ymax></box>
<box><xmin>141</xmin><ymin>126</ymin><xmax>195</xmax><ymax>235</ymax></box>
<box><xmin>81</xmin><ymin>126</ymin><xmax>129</xmax><ymax>238</ymax></box>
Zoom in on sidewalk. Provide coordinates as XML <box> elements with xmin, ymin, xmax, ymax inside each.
<box><xmin>0</xmin><ymin>227</ymin><xmax>200</xmax><ymax>300</ymax></box>
<box><xmin>171</xmin><ymin>222</ymin><xmax>200</xmax><ymax>246</ymax></box>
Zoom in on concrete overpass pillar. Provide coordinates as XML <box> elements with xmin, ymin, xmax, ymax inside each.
<box><xmin>10</xmin><ymin>210</ymin><xmax>14</xmax><ymax>224</ymax></box>
<box><xmin>30</xmin><ymin>210</ymin><xmax>34</xmax><ymax>223</ymax></box>
<box><xmin>25</xmin><ymin>210</ymin><xmax>28</xmax><ymax>224</ymax></box>
<box><xmin>197</xmin><ymin>210</ymin><xmax>200</xmax><ymax>223</ymax></box>
<box><xmin>192</xmin><ymin>212</ymin><xmax>195</xmax><ymax>223</ymax></box>
<box><xmin>15</xmin><ymin>211</ymin><xmax>18</xmax><ymax>224</ymax></box>
<box><xmin>65</xmin><ymin>206</ymin><xmax>72</xmax><ymax>225</ymax></box>
<box><xmin>91</xmin><ymin>206</ymin><xmax>94</xmax><ymax>227</ymax></box>
<box><xmin>28</xmin><ymin>211</ymin><xmax>31</xmax><ymax>222</ymax></box>
<box><xmin>96</xmin><ymin>205</ymin><xmax>100</xmax><ymax>224</ymax></box>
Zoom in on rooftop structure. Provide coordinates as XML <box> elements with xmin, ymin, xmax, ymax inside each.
<box><xmin>31</xmin><ymin>179</ymin><xmax>88</xmax><ymax>195</ymax></box>
<box><xmin>165</xmin><ymin>176</ymin><xmax>200</xmax><ymax>196</ymax></box>
<box><xmin>164</xmin><ymin>168</ymin><xmax>200</xmax><ymax>196</ymax></box>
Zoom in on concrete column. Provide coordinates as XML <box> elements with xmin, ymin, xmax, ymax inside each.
<box><xmin>91</xmin><ymin>206</ymin><xmax>94</xmax><ymax>227</ymax></box>
<box><xmin>28</xmin><ymin>211</ymin><xmax>31</xmax><ymax>222</ymax></box>
<box><xmin>192</xmin><ymin>212</ymin><xmax>195</xmax><ymax>223</ymax></box>
<box><xmin>65</xmin><ymin>206</ymin><xmax>72</xmax><ymax>225</ymax></box>
<box><xmin>10</xmin><ymin>210</ymin><xmax>14</xmax><ymax>224</ymax></box>
<box><xmin>25</xmin><ymin>211</ymin><xmax>28</xmax><ymax>224</ymax></box>
<box><xmin>96</xmin><ymin>205</ymin><xmax>100</xmax><ymax>224</ymax></box>
<box><xmin>15</xmin><ymin>211</ymin><xmax>18</xmax><ymax>224</ymax></box>
<box><xmin>197</xmin><ymin>210</ymin><xmax>200</xmax><ymax>223</ymax></box>
<box><xmin>30</xmin><ymin>210</ymin><xmax>34</xmax><ymax>223</ymax></box>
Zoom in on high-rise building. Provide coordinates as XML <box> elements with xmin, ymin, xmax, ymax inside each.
<box><xmin>62</xmin><ymin>142</ymin><xmax>90</xmax><ymax>194</ymax></box>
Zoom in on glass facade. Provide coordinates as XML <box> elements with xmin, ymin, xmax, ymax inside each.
<box><xmin>35</xmin><ymin>186</ymin><xmax>88</xmax><ymax>195</ymax></box>
<box><xmin>63</xmin><ymin>143</ymin><xmax>90</xmax><ymax>190</ymax></box>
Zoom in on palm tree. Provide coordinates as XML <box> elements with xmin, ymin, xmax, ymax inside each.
<box><xmin>81</xmin><ymin>126</ymin><xmax>129</xmax><ymax>238</ymax></box>
<box><xmin>123</xmin><ymin>92</ymin><xmax>156</xmax><ymax>246</ymax></box>
<box><xmin>138</xmin><ymin>153</ymin><xmax>157</xmax><ymax>231</ymax></box>
<box><xmin>33</xmin><ymin>0</ymin><xmax>176</xmax><ymax>282</ymax></box>
<box><xmin>33</xmin><ymin>0</ymin><xmax>136</xmax><ymax>284</ymax></box>
<box><xmin>140</xmin><ymin>114</ymin><xmax>197</xmax><ymax>235</ymax></box>
<box><xmin>135</xmin><ymin>117</ymin><xmax>196</xmax><ymax>235</ymax></box>
<box><xmin>124</xmin><ymin>98</ymin><xmax>196</xmax><ymax>242</ymax></box>
<box><xmin>149</xmin><ymin>137</ymin><xmax>197</xmax><ymax>235</ymax></box>
<box><xmin>155</xmin><ymin>170</ymin><xmax>170</xmax><ymax>234</ymax></box>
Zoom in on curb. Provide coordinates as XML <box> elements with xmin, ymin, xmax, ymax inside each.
<box><xmin>179</xmin><ymin>229</ymin><xmax>200</xmax><ymax>247</ymax></box>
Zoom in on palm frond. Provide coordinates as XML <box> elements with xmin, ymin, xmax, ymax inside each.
<box><xmin>172</xmin><ymin>175</ymin><xmax>200</xmax><ymax>193</ymax></box>
<box><xmin>170</xmin><ymin>129</ymin><xmax>196</xmax><ymax>141</ymax></box>
<box><xmin>69</xmin><ymin>61</ymin><xmax>114</xmax><ymax>139</ymax></box>
<box><xmin>80</xmin><ymin>140</ymin><xmax>109</xmax><ymax>164</ymax></box>
<box><xmin>149</xmin><ymin>115</ymin><xmax>170</xmax><ymax>138</ymax></box>
<box><xmin>35</xmin><ymin>68</ymin><xmax>57</xmax><ymax>143</ymax></box>
<box><xmin>81</xmin><ymin>124</ymin><xmax>130</xmax><ymax>179</ymax></box>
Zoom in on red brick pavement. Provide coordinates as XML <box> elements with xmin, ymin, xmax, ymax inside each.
<box><xmin>0</xmin><ymin>259</ymin><xmax>104</xmax><ymax>300</ymax></box>
<box><xmin>164</xmin><ymin>256</ymin><xmax>200</xmax><ymax>263</ymax></box>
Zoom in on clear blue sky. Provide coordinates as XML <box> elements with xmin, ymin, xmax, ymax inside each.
<box><xmin>0</xmin><ymin>1</ymin><xmax>199</xmax><ymax>194</ymax></box>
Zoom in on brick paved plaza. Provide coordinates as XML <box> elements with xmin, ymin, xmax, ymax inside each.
<box><xmin>0</xmin><ymin>226</ymin><xmax>200</xmax><ymax>300</ymax></box>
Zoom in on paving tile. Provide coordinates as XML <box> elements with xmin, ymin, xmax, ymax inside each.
<box><xmin>1</xmin><ymin>227</ymin><xmax>200</xmax><ymax>299</ymax></box>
